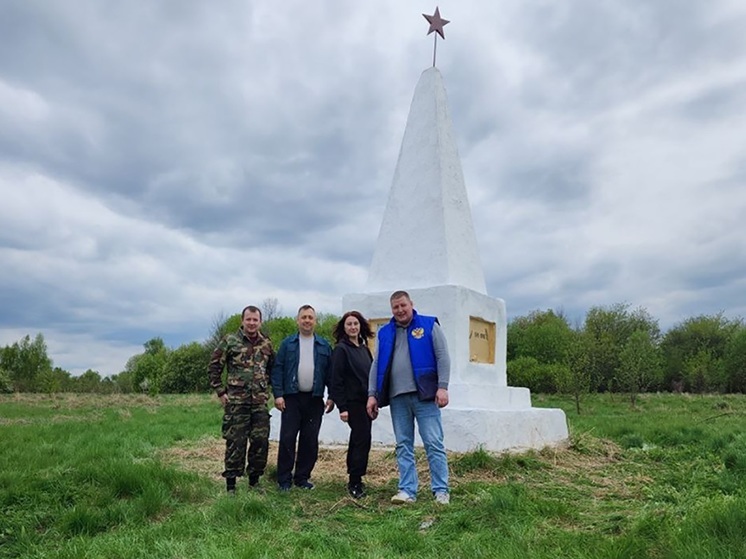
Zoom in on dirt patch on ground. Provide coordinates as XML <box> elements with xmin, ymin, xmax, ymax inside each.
<box><xmin>159</xmin><ymin>438</ymin><xmax>405</xmax><ymax>484</ymax></box>
<box><xmin>159</xmin><ymin>435</ymin><xmax>635</xmax><ymax>500</ymax></box>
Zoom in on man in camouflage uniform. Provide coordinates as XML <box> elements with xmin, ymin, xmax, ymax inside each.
<box><xmin>209</xmin><ymin>305</ymin><xmax>274</xmax><ymax>494</ymax></box>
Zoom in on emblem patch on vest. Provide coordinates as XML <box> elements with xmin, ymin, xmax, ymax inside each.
<box><xmin>411</xmin><ymin>327</ymin><xmax>425</xmax><ymax>339</ymax></box>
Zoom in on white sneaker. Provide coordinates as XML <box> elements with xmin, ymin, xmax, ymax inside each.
<box><xmin>434</xmin><ymin>492</ymin><xmax>450</xmax><ymax>505</ymax></box>
<box><xmin>391</xmin><ymin>491</ymin><xmax>416</xmax><ymax>504</ymax></box>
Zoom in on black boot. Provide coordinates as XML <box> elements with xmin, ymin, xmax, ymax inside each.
<box><xmin>226</xmin><ymin>477</ymin><xmax>237</xmax><ymax>495</ymax></box>
<box><xmin>348</xmin><ymin>478</ymin><xmax>365</xmax><ymax>499</ymax></box>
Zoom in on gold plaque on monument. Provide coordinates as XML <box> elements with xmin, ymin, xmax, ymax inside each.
<box><xmin>367</xmin><ymin>318</ymin><xmax>389</xmax><ymax>355</ymax></box>
<box><xmin>469</xmin><ymin>316</ymin><xmax>495</xmax><ymax>363</ymax></box>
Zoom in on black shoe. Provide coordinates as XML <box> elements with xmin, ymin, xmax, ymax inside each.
<box><xmin>278</xmin><ymin>483</ymin><xmax>291</xmax><ymax>492</ymax></box>
<box><xmin>348</xmin><ymin>482</ymin><xmax>365</xmax><ymax>499</ymax></box>
<box><xmin>294</xmin><ymin>480</ymin><xmax>314</xmax><ymax>490</ymax></box>
<box><xmin>248</xmin><ymin>475</ymin><xmax>260</xmax><ymax>487</ymax></box>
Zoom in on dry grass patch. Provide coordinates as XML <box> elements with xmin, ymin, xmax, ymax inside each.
<box><xmin>0</xmin><ymin>411</ymin><xmax>105</xmax><ymax>425</ymax></box>
<box><xmin>2</xmin><ymin>392</ymin><xmax>163</xmax><ymax>409</ymax></box>
<box><xmin>159</xmin><ymin>438</ymin><xmax>403</xmax><ymax>484</ymax></box>
<box><xmin>160</xmin><ymin>434</ymin><xmax>638</xmax><ymax>502</ymax></box>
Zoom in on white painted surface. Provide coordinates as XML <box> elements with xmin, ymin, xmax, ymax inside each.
<box><xmin>367</xmin><ymin>67</ymin><xmax>487</xmax><ymax>294</ymax></box>
<box><xmin>271</xmin><ymin>406</ymin><xmax>568</xmax><ymax>454</ymax></box>
<box><xmin>269</xmin><ymin>286</ymin><xmax>568</xmax><ymax>453</ymax></box>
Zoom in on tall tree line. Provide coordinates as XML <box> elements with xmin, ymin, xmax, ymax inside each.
<box><xmin>0</xmin><ymin>307</ymin><xmax>337</xmax><ymax>395</ymax></box>
<box><xmin>2</xmin><ymin>303</ymin><xmax>745</xmax><ymax>400</ymax></box>
<box><xmin>507</xmin><ymin>304</ymin><xmax>746</xmax><ymax>410</ymax></box>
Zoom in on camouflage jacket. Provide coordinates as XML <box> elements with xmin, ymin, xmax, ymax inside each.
<box><xmin>208</xmin><ymin>329</ymin><xmax>275</xmax><ymax>406</ymax></box>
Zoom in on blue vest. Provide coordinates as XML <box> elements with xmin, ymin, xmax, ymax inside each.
<box><xmin>375</xmin><ymin>311</ymin><xmax>438</xmax><ymax>407</ymax></box>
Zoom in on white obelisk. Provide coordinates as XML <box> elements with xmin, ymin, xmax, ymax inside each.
<box><xmin>308</xmin><ymin>66</ymin><xmax>569</xmax><ymax>453</ymax></box>
<box><xmin>367</xmin><ymin>67</ymin><xmax>486</xmax><ymax>295</ymax></box>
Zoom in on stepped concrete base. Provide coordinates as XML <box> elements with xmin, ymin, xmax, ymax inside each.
<box><xmin>266</xmin><ymin>284</ymin><xmax>569</xmax><ymax>455</ymax></box>
<box><xmin>270</xmin><ymin>404</ymin><xmax>568</xmax><ymax>454</ymax></box>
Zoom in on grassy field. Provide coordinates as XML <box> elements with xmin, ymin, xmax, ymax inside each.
<box><xmin>1</xmin><ymin>392</ymin><xmax>745</xmax><ymax>559</ymax></box>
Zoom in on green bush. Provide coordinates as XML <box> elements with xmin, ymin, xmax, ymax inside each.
<box><xmin>507</xmin><ymin>356</ymin><xmax>560</xmax><ymax>393</ymax></box>
<box><xmin>159</xmin><ymin>342</ymin><xmax>211</xmax><ymax>393</ymax></box>
<box><xmin>0</xmin><ymin>367</ymin><xmax>12</xmax><ymax>393</ymax></box>
<box><xmin>724</xmin><ymin>327</ymin><xmax>746</xmax><ymax>392</ymax></box>
<box><xmin>684</xmin><ymin>349</ymin><xmax>727</xmax><ymax>393</ymax></box>
<box><xmin>262</xmin><ymin>317</ymin><xmax>299</xmax><ymax>348</ymax></box>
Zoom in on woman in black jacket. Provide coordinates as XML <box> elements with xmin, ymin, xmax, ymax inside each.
<box><xmin>331</xmin><ymin>310</ymin><xmax>374</xmax><ymax>498</ymax></box>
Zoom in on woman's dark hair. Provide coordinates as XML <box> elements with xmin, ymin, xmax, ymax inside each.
<box><xmin>333</xmin><ymin>310</ymin><xmax>374</xmax><ymax>345</ymax></box>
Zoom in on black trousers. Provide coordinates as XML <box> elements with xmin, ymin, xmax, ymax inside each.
<box><xmin>277</xmin><ymin>392</ymin><xmax>324</xmax><ymax>485</ymax></box>
<box><xmin>345</xmin><ymin>401</ymin><xmax>372</xmax><ymax>483</ymax></box>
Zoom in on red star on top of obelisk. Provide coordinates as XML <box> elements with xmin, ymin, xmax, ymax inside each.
<box><xmin>422</xmin><ymin>7</ymin><xmax>450</xmax><ymax>67</ymax></box>
<box><xmin>423</xmin><ymin>7</ymin><xmax>449</xmax><ymax>39</ymax></box>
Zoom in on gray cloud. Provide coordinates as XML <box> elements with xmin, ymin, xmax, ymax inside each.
<box><xmin>2</xmin><ymin>0</ymin><xmax>746</xmax><ymax>375</ymax></box>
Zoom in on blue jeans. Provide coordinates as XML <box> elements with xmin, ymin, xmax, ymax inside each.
<box><xmin>389</xmin><ymin>393</ymin><xmax>449</xmax><ymax>497</ymax></box>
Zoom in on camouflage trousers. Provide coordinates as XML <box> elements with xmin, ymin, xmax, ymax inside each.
<box><xmin>221</xmin><ymin>403</ymin><xmax>270</xmax><ymax>479</ymax></box>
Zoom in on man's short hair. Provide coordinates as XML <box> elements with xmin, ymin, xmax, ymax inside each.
<box><xmin>389</xmin><ymin>290</ymin><xmax>411</xmax><ymax>302</ymax></box>
<box><xmin>242</xmin><ymin>305</ymin><xmax>262</xmax><ymax>320</ymax></box>
<box><xmin>297</xmin><ymin>304</ymin><xmax>316</xmax><ymax>316</ymax></box>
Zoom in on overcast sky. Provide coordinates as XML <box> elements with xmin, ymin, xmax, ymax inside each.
<box><xmin>2</xmin><ymin>1</ymin><xmax>746</xmax><ymax>376</ymax></box>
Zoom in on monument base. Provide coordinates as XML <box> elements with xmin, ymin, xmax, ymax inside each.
<box><xmin>268</xmin><ymin>284</ymin><xmax>569</xmax><ymax>454</ymax></box>
<box><xmin>270</xmin><ymin>404</ymin><xmax>568</xmax><ymax>453</ymax></box>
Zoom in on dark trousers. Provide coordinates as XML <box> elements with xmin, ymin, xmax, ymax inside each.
<box><xmin>277</xmin><ymin>392</ymin><xmax>324</xmax><ymax>485</ymax></box>
<box><xmin>346</xmin><ymin>401</ymin><xmax>372</xmax><ymax>483</ymax></box>
<box><xmin>222</xmin><ymin>404</ymin><xmax>270</xmax><ymax>479</ymax></box>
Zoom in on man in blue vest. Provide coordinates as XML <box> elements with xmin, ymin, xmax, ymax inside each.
<box><xmin>366</xmin><ymin>290</ymin><xmax>451</xmax><ymax>504</ymax></box>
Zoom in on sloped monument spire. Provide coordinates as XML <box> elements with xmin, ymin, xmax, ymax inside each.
<box><xmin>367</xmin><ymin>67</ymin><xmax>487</xmax><ymax>295</ymax></box>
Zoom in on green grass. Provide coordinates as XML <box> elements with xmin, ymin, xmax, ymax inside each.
<box><xmin>1</xmin><ymin>393</ymin><xmax>745</xmax><ymax>558</ymax></box>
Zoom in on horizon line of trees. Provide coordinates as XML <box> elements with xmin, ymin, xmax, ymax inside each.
<box><xmin>3</xmin><ymin>301</ymin><xmax>745</xmax><ymax>411</ymax></box>
<box><xmin>0</xmin><ymin>298</ymin><xmax>337</xmax><ymax>396</ymax></box>
<box><xmin>507</xmin><ymin>303</ymin><xmax>746</xmax><ymax>412</ymax></box>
